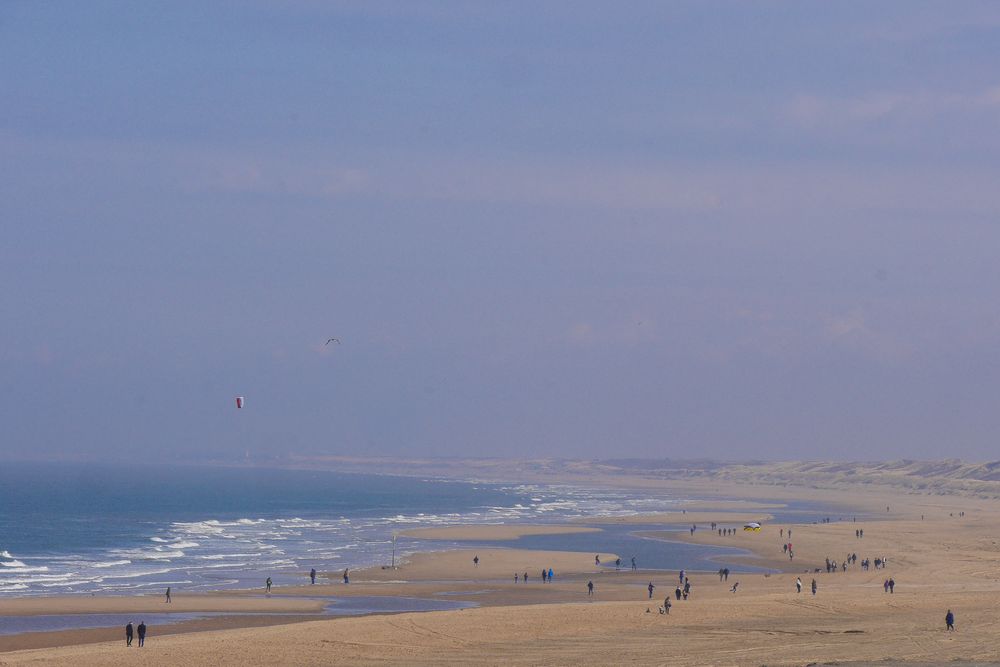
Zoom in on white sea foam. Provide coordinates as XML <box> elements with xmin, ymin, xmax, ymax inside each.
<box><xmin>113</xmin><ymin>549</ymin><xmax>185</xmax><ymax>560</ymax></box>
<box><xmin>167</xmin><ymin>541</ymin><xmax>200</xmax><ymax>550</ymax></box>
<box><xmin>1</xmin><ymin>560</ymin><xmax>27</xmax><ymax>568</ymax></box>
<box><xmin>92</xmin><ymin>560</ymin><xmax>131</xmax><ymax>568</ymax></box>
<box><xmin>0</xmin><ymin>565</ymin><xmax>49</xmax><ymax>573</ymax></box>
<box><xmin>103</xmin><ymin>568</ymin><xmax>174</xmax><ymax>579</ymax></box>
<box><xmin>0</xmin><ymin>583</ymin><xmax>29</xmax><ymax>591</ymax></box>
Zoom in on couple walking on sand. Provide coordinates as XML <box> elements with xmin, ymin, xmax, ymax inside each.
<box><xmin>124</xmin><ymin>621</ymin><xmax>147</xmax><ymax>647</ymax></box>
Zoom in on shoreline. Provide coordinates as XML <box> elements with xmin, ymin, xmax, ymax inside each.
<box><xmin>0</xmin><ymin>504</ymin><xmax>839</xmax><ymax>653</ymax></box>
<box><xmin>5</xmin><ymin>477</ymin><xmax>998</xmax><ymax>664</ymax></box>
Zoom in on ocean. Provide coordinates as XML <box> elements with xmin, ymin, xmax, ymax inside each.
<box><xmin>0</xmin><ymin>462</ymin><xmax>714</xmax><ymax>597</ymax></box>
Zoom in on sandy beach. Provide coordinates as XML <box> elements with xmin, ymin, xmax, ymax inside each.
<box><xmin>3</xmin><ymin>475</ymin><xmax>1000</xmax><ymax>666</ymax></box>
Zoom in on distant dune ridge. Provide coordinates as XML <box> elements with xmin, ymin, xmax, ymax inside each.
<box><xmin>281</xmin><ymin>455</ymin><xmax>1000</xmax><ymax>498</ymax></box>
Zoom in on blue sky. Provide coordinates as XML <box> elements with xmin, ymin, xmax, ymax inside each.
<box><xmin>3</xmin><ymin>1</ymin><xmax>1000</xmax><ymax>461</ymax></box>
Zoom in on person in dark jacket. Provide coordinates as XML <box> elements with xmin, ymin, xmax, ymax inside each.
<box><xmin>946</xmin><ymin>610</ymin><xmax>955</xmax><ymax>631</ymax></box>
<box><xmin>137</xmin><ymin>621</ymin><xmax>146</xmax><ymax>647</ymax></box>
<box><xmin>125</xmin><ymin>621</ymin><xmax>133</xmax><ymax>646</ymax></box>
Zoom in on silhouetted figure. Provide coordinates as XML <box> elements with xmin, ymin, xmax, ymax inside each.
<box><xmin>125</xmin><ymin>621</ymin><xmax>133</xmax><ymax>647</ymax></box>
<box><xmin>587</xmin><ymin>580</ymin><xmax>594</xmax><ymax>596</ymax></box>
<box><xmin>648</xmin><ymin>582</ymin><xmax>655</xmax><ymax>598</ymax></box>
<box><xmin>265</xmin><ymin>577</ymin><xmax>272</xmax><ymax>593</ymax></box>
<box><xmin>165</xmin><ymin>587</ymin><xmax>171</xmax><ymax>603</ymax></box>
<box><xmin>946</xmin><ymin>609</ymin><xmax>955</xmax><ymax>631</ymax></box>
<box><xmin>473</xmin><ymin>555</ymin><xmax>479</xmax><ymax>567</ymax></box>
<box><xmin>137</xmin><ymin>621</ymin><xmax>146</xmax><ymax>647</ymax></box>
<box><xmin>310</xmin><ymin>569</ymin><xmax>316</xmax><ymax>584</ymax></box>
<box><xmin>811</xmin><ymin>579</ymin><xmax>817</xmax><ymax>595</ymax></box>
<box><xmin>343</xmin><ymin>568</ymin><xmax>350</xmax><ymax>584</ymax></box>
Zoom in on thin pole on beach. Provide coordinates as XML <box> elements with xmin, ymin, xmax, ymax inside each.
<box><xmin>392</xmin><ymin>533</ymin><xmax>397</xmax><ymax>569</ymax></box>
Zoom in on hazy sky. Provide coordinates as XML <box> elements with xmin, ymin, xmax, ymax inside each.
<box><xmin>4</xmin><ymin>2</ymin><xmax>1000</xmax><ymax>462</ymax></box>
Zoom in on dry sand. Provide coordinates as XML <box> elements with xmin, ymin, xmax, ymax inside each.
<box><xmin>3</xmin><ymin>484</ymin><xmax>1000</xmax><ymax>665</ymax></box>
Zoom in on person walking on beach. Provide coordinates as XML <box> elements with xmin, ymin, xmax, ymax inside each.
<box><xmin>648</xmin><ymin>581</ymin><xmax>655</xmax><ymax>599</ymax></box>
<box><xmin>165</xmin><ymin>587</ymin><xmax>171</xmax><ymax>603</ymax></box>
<box><xmin>663</xmin><ymin>597</ymin><xmax>671</xmax><ymax>614</ymax></box>
<box><xmin>587</xmin><ymin>580</ymin><xmax>594</xmax><ymax>596</ymax></box>
<box><xmin>548</xmin><ymin>567</ymin><xmax>553</xmax><ymax>581</ymax></box>
<box><xmin>675</xmin><ymin>586</ymin><xmax>682</xmax><ymax>600</ymax></box>
<box><xmin>514</xmin><ymin>573</ymin><xmax>519</xmax><ymax>583</ymax></box>
<box><xmin>811</xmin><ymin>579</ymin><xmax>817</xmax><ymax>595</ymax></box>
<box><xmin>888</xmin><ymin>578</ymin><xmax>895</xmax><ymax>593</ymax></box>
<box><xmin>137</xmin><ymin>621</ymin><xmax>146</xmax><ymax>647</ymax></box>
<box><xmin>595</xmin><ymin>554</ymin><xmax>601</xmax><ymax>566</ymax></box>
<box><xmin>796</xmin><ymin>577</ymin><xmax>802</xmax><ymax>593</ymax></box>
<box><xmin>265</xmin><ymin>577</ymin><xmax>272</xmax><ymax>593</ymax></box>
<box><xmin>473</xmin><ymin>555</ymin><xmax>479</xmax><ymax>567</ymax></box>
<box><xmin>730</xmin><ymin>582</ymin><xmax>739</xmax><ymax>593</ymax></box>
<box><xmin>125</xmin><ymin>621</ymin><xmax>133</xmax><ymax>647</ymax></box>
<box><xmin>343</xmin><ymin>568</ymin><xmax>350</xmax><ymax>584</ymax></box>
<box><xmin>310</xmin><ymin>568</ymin><xmax>316</xmax><ymax>584</ymax></box>
<box><xmin>542</xmin><ymin>569</ymin><xmax>547</xmax><ymax>583</ymax></box>
<box><xmin>679</xmin><ymin>569</ymin><xmax>685</xmax><ymax>584</ymax></box>
<box><xmin>523</xmin><ymin>571</ymin><xmax>528</xmax><ymax>583</ymax></box>
<box><xmin>631</xmin><ymin>556</ymin><xmax>637</xmax><ymax>571</ymax></box>
<box><xmin>723</xmin><ymin>568</ymin><xmax>730</xmax><ymax>581</ymax></box>
<box><xmin>946</xmin><ymin>609</ymin><xmax>955</xmax><ymax>631</ymax></box>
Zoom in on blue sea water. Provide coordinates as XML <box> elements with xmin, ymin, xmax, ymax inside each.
<box><xmin>0</xmin><ymin>462</ymin><xmax>705</xmax><ymax>596</ymax></box>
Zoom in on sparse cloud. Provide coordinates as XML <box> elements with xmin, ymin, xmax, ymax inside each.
<box><xmin>785</xmin><ymin>86</ymin><xmax>1000</xmax><ymax>128</ymax></box>
<box><xmin>823</xmin><ymin>309</ymin><xmax>914</xmax><ymax>362</ymax></box>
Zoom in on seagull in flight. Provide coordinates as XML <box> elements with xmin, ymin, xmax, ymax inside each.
<box><xmin>326</xmin><ymin>337</ymin><xmax>341</xmax><ymax>345</ymax></box>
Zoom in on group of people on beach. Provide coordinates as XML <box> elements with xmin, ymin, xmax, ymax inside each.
<box><xmin>710</xmin><ymin>522</ymin><xmax>739</xmax><ymax>537</ymax></box>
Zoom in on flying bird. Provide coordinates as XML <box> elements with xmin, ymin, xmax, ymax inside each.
<box><xmin>326</xmin><ymin>338</ymin><xmax>341</xmax><ymax>345</ymax></box>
